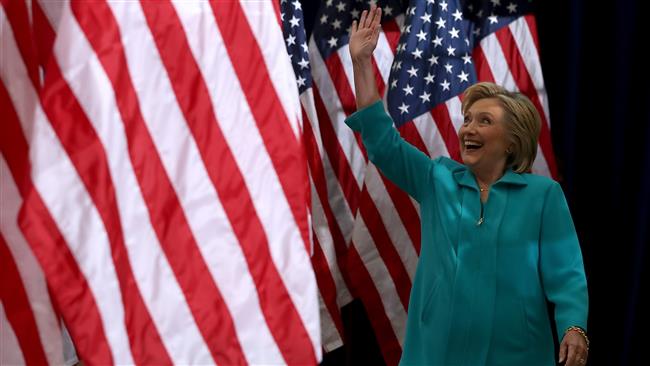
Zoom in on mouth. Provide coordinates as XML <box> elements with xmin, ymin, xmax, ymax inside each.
<box><xmin>463</xmin><ymin>139</ymin><xmax>483</xmax><ymax>153</ymax></box>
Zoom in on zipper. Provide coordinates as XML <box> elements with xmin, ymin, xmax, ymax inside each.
<box><xmin>476</xmin><ymin>202</ymin><xmax>484</xmax><ymax>226</ymax></box>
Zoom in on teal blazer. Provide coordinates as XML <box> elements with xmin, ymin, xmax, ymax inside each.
<box><xmin>345</xmin><ymin>101</ymin><xmax>588</xmax><ymax>366</ymax></box>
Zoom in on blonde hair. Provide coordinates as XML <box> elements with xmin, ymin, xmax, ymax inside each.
<box><xmin>461</xmin><ymin>82</ymin><xmax>542</xmax><ymax>173</ymax></box>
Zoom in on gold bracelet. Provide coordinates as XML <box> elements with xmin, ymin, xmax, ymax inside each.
<box><xmin>565</xmin><ymin>326</ymin><xmax>590</xmax><ymax>351</ymax></box>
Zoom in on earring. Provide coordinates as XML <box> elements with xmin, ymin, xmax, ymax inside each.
<box><xmin>506</xmin><ymin>148</ymin><xmax>512</xmax><ymax>154</ymax></box>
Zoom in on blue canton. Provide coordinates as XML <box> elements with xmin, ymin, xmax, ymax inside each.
<box><xmin>281</xmin><ymin>0</ymin><xmax>313</xmax><ymax>94</ymax></box>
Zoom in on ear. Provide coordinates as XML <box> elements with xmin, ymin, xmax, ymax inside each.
<box><xmin>506</xmin><ymin>144</ymin><xmax>514</xmax><ymax>154</ymax></box>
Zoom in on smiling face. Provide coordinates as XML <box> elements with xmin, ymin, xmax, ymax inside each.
<box><xmin>458</xmin><ymin>97</ymin><xmax>512</xmax><ymax>175</ymax></box>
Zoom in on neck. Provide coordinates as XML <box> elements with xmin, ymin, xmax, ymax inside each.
<box><xmin>471</xmin><ymin>164</ymin><xmax>506</xmax><ymax>188</ymax></box>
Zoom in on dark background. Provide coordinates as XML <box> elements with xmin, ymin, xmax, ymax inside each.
<box><xmin>301</xmin><ymin>1</ymin><xmax>649</xmax><ymax>365</ymax></box>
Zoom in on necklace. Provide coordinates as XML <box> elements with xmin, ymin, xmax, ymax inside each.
<box><xmin>479</xmin><ymin>186</ymin><xmax>489</xmax><ymax>192</ymax></box>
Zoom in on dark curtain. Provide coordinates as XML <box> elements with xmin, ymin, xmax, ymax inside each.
<box><xmin>302</xmin><ymin>1</ymin><xmax>649</xmax><ymax>364</ymax></box>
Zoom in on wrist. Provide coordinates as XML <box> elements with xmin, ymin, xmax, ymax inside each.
<box><xmin>565</xmin><ymin>326</ymin><xmax>590</xmax><ymax>351</ymax></box>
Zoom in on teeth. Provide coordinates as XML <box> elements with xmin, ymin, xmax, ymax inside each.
<box><xmin>464</xmin><ymin>140</ymin><xmax>482</xmax><ymax>147</ymax></box>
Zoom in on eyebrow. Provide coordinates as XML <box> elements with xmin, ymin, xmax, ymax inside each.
<box><xmin>465</xmin><ymin>111</ymin><xmax>495</xmax><ymax>119</ymax></box>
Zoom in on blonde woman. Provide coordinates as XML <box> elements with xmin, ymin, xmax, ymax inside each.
<box><xmin>347</xmin><ymin>6</ymin><xmax>589</xmax><ymax>366</ymax></box>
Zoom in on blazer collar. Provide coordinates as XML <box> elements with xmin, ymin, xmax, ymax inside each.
<box><xmin>453</xmin><ymin>166</ymin><xmax>527</xmax><ymax>191</ymax></box>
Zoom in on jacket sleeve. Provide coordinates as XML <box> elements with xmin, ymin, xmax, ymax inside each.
<box><xmin>345</xmin><ymin>101</ymin><xmax>434</xmax><ymax>202</ymax></box>
<box><xmin>539</xmin><ymin>182</ymin><xmax>589</xmax><ymax>339</ymax></box>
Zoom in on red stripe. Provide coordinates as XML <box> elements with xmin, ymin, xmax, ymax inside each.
<box><xmin>141</xmin><ymin>2</ymin><xmax>315</xmax><ymax>363</ymax></box>
<box><xmin>31</xmin><ymin>0</ymin><xmax>56</xmax><ymax>71</ymax></box>
<box><xmin>430</xmin><ymin>104</ymin><xmax>462</xmax><ymax>162</ymax></box>
<box><xmin>302</xmin><ymin>105</ymin><xmax>351</xmax><ymax>278</ymax></box>
<box><xmin>472</xmin><ymin>46</ymin><xmax>496</xmax><ymax>83</ymax></box>
<box><xmin>358</xmin><ymin>187</ymin><xmax>412</xmax><ymax>309</ymax></box>
<box><xmin>324</xmin><ymin>53</ymin><xmax>359</xmax><ymax>117</ymax></box>
<box><xmin>312</xmin><ymin>83</ymin><xmax>362</xmax><ymax>213</ymax></box>
<box><xmin>381</xmin><ymin>19</ymin><xmax>401</xmax><ymax>52</ymax></box>
<box><xmin>1</xmin><ymin>0</ymin><xmax>40</xmax><ymax>88</ymax></box>
<box><xmin>40</xmin><ymin>12</ymin><xmax>171</xmax><ymax>365</ymax></box>
<box><xmin>73</xmin><ymin>1</ymin><xmax>247</xmax><ymax>363</ymax></box>
<box><xmin>209</xmin><ymin>1</ymin><xmax>312</xmax><ymax>254</ymax></box>
<box><xmin>311</xmin><ymin>233</ymin><xmax>345</xmax><ymax>337</ymax></box>
<box><xmin>0</xmin><ymin>79</ymin><xmax>113</xmax><ymax>365</ymax></box>
<box><xmin>524</xmin><ymin>15</ymin><xmax>541</xmax><ymax>51</ymax></box>
<box><xmin>0</xmin><ymin>233</ymin><xmax>49</xmax><ymax>366</ymax></box>
<box><xmin>494</xmin><ymin>26</ymin><xmax>558</xmax><ymax>178</ymax></box>
<box><xmin>347</xmin><ymin>247</ymin><xmax>402</xmax><ymax>366</ymax></box>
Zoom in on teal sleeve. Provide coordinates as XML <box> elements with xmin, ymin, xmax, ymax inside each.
<box><xmin>539</xmin><ymin>182</ymin><xmax>589</xmax><ymax>340</ymax></box>
<box><xmin>345</xmin><ymin>101</ymin><xmax>434</xmax><ymax>202</ymax></box>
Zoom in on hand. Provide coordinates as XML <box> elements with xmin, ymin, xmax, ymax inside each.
<box><xmin>559</xmin><ymin>330</ymin><xmax>589</xmax><ymax>365</ymax></box>
<box><xmin>349</xmin><ymin>5</ymin><xmax>382</xmax><ymax>63</ymax></box>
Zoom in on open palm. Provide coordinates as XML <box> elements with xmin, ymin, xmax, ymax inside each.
<box><xmin>349</xmin><ymin>6</ymin><xmax>382</xmax><ymax>62</ymax></box>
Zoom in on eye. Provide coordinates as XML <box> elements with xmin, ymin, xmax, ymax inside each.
<box><xmin>481</xmin><ymin>118</ymin><xmax>491</xmax><ymax>124</ymax></box>
<box><xmin>463</xmin><ymin>116</ymin><xmax>471</xmax><ymax>125</ymax></box>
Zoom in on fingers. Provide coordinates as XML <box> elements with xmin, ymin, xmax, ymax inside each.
<box><xmin>558</xmin><ymin>340</ymin><xmax>568</xmax><ymax>363</ymax></box>
<box><xmin>370</xmin><ymin>6</ymin><xmax>382</xmax><ymax>28</ymax></box>
<box><xmin>565</xmin><ymin>343</ymin><xmax>578</xmax><ymax>366</ymax></box>
<box><xmin>351</xmin><ymin>20</ymin><xmax>357</xmax><ymax>34</ymax></box>
<box><xmin>359</xmin><ymin>9</ymin><xmax>368</xmax><ymax>29</ymax></box>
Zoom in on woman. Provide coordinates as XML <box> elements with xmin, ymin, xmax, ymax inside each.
<box><xmin>347</xmin><ymin>6</ymin><xmax>589</xmax><ymax>366</ymax></box>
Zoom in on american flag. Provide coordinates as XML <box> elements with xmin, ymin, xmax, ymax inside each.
<box><xmin>306</xmin><ymin>0</ymin><xmax>557</xmax><ymax>364</ymax></box>
<box><xmin>1</xmin><ymin>1</ymin><xmax>320</xmax><ymax>364</ymax></box>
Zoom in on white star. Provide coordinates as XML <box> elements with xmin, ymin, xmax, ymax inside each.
<box><xmin>289</xmin><ymin>15</ymin><xmax>300</xmax><ymax>28</ymax></box>
<box><xmin>351</xmin><ymin>9</ymin><xmax>360</xmax><ymax>19</ymax></box>
<box><xmin>336</xmin><ymin>2</ymin><xmax>346</xmax><ymax>12</ymax></box>
<box><xmin>383</xmin><ymin>6</ymin><xmax>393</xmax><ymax>16</ymax></box>
<box><xmin>281</xmin><ymin>12</ymin><xmax>285</xmax><ymax>21</ymax></box>
<box><xmin>298</xmin><ymin>58</ymin><xmax>310</xmax><ymax>69</ymax></box>
<box><xmin>390</xmin><ymin>79</ymin><xmax>398</xmax><ymax>89</ymax></box>
<box><xmin>428</xmin><ymin>54</ymin><xmax>439</xmax><ymax>65</ymax></box>
<box><xmin>328</xmin><ymin>36</ymin><xmax>338</xmax><ymax>48</ymax></box>
<box><xmin>405</xmin><ymin>25</ymin><xmax>412</xmax><ymax>33</ymax></box>
<box><xmin>488</xmin><ymin>14</ymin><xmax>498</xmax><ymax>24</ymax></box>
<box><xmin>447</xmin><ymin>45</ymin><xmax>456</xmax><ymax>56</ymax></box>
<box><xmin>419</xmin><ymin>91</ymin><xmax>431</xmax><ymax>103</ymax></box>
<box><xmin>462</xmin><ymin>53</ymin><xmax>472</xmax><ymax>64</ymax></box>
<box><xmin>286</xmin><ymin>34</ymin><xmax>296</xmax><ymax>46</ymax></box>
<box><xmin>444</xmin><ymin>62</ymin><xmax>453</xmax><ymax>73</ymax></box>
<box><xmin>411</xmin><ymin>48</ymin><xmax>423</xmax><ymax>59</ymax></box>
<box><xmin>297</xmin><ymin>75</ymin><xmax>306</xmax><ymax>87</ymax></box>
<box><xmin>398</xmin><ymin>103</ymin><xmax>410</xmax><ymax>114</ymax></box>
<box><xmin>396</xmin><ymin>43</ymin><xmax>405</xmax><ymax>53</ymax></box>
<box><xmin>420</xmin><ymin>13</ymin><xmax>432</xmax><ymax>23</ymax></box>
<box><xmin>440</xmin><ymin>79</ymin><xmax>450</xmax><ymax>91</ymax></box>
<box><xmin>435</xmin><ymin>17</ymin><xmax>446</xmax><ymax>29</ymax></box>
<box><xmin>409</xmin><ymin>7</ymin><xmax>416</xmax><ymax>15</ymax></box>
<box><xmin>301</xmin><ymin>42</ymin><xmax>309</xmax><ymax>53</ymax></box>
<box><xmin>464</xmin><ymin>37</ymin><xmax>470</xmax><ymax>46</ymax></box>
<box><xmin>507</xmin><ymin>2</ymin><xmax>518</xmax><ymax>13</ymax></box>
<box><xmin>368</xmin><ymin>0</ymin><xmax>378</xmax><ymax>6</ymax></box>
<box><xmin>424</xmin><ymin>73</ymin><xmax>435</xmax><ymax>84</ymax></box>
<box><xmin>332</xmin><ymin>19</ymin><xmax>342</xmax><ymax>29</ymax></box>
<box><xmin>292</xmin><ymin>0</ymin><xmax>302</xmax><ymax>10</ymax></box>
<box><xmin>477</xmin><ymin>10</ymin><xmax>484</xmax><ymax>18</ymax></box>
<box><xmin>320</xmin><ymin>14</ymin><xmax>328</xmax><ymax>24</ymax></box>
<box><xmin>448</xmin><ymin>27</ymin><xmax>459</xmax><ymax>38</ymax></box>
<box><xmin>452</xmin><ymin>9</ymin><xmax>463</xmax><ymax>21</ymax></box>
<box><xmin>403</xmin><ymin>84</ymin><xmax>414</xmax><ymax>95</ymax></box>
<box><xmin>439</xmin><ymin>0</ymin><xmax>448</xmax><ymax>11</ymax></box>
<box><xmin>326</xmin><ymin>0</ymin><xmax>333</xmax><ymax>6</ymax></box>
<box><xmin>394</xmin><ymin>61</ymin><xmax>402</xmax><ymax>70</ymax></box>
<box><xmin>432</xmin><ymin>35</ymin><xmax>443</xmax><ymax>47</ymax></box>
<box><xmin>457</xmin><ymin>70</ymin><xmax>469</xmax><ymax>82</ymax></box>
<box><xmin>407</xmin><ymin>66</ymin><xmax>419</xmax><ymax>77</ymax></box>
<box><xmin>416</xmin><ymin>30</ymin><xmax>427</xmax><ymax>42</ymax></box>
<box><xmin>426</xmin><ymin>0</ymin><xmax>436</xmax><ymax>4</ymax></box>
<box><xmin>491</xmin><ymin>0</ymin><xmax>501</xmax><ymax>6</ymax></box>
<box><xmin>472</xmin><ymin>27</ymin><xmax>481</xmax><ymax>36</ymax></box>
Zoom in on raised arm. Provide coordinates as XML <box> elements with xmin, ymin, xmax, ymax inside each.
<box><xmin>349</xmin><ymin>6</ymin><xmax>382</xmax><ymax>109</ymax></box>
<box><xmin>346</xmin><ymin>6</ymin><xmax>434</xmax><ymax>202</ymax></box>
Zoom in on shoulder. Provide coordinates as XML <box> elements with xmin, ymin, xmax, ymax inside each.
<box><xmin>433</xmin><ymin>156</ymin><xmax>464</xmax><ymax>171</ymax></box>
<box><xmin>518</xmin><ymin>173</ymin><xmax>565</xmax><ymax>201</ymax></box>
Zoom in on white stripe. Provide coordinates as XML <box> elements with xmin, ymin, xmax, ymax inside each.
<box><xmin>508</xmin><ymin>17</ymin><xmax>551</xmax><ymax>126</ymax></box>
<box><xmin>352</xmin><ymin>219</ymin><xmax>407</xmax><ymax>346</ymax></box>
<box><xmin>336</xmin><ymin>46</ymin><xmax>357</xmax><ymax>99</ymax></box>
<box><xmin>364</xmin><ymin>164</ymin><xmax>418</xmax><ymax>280</ymax></box>
<box><xmin>412</xmin><ymin>112</ymin><xmax>452</xmax><ymax>159</ymax></box>
<box><xmin>239</xmin><ymin>1</ymin><xmax>302</xmax><ymax>139</ymax></box>
<box><xmin>445</xmin><ymin>96</ymin><xmax>464</xmax><ymax>132</ymax></box>
<box><xmin>173</xmin><ymin>1</ymin><xmax>321</xmax><ymax>360</ymax></box>
<box><xmin>59</xmin><ymin>4</ymin><xmax>215</xmax><ymax>363</ymax></box>
<box><xmin>1</xmin><ymin>8</ymin><xmax>134</xmax><ymax>363</ymax></box>
<box><xmin>0</xmin><ymin>303</ymin><xmax>26</xmax><ymax>366</ymax></box>
<box><xmin>310</xmin><ymin>39</ymin><xmax>366</xmax><ymax>189</ymax></box>
<box><xmin>375</xmin><ymin>27</ymin><xmax>398</xmax><ymax>83</ymax></box>
<box><xmin>478</xmin><ymin>33</ymin><xmax>517</xmax><ymax>91</ymax></box>
<box><xmin>107</xmin><ymin>2</ymin><xmax>284</xmax><ymax>363</ymax></box>
<box><xmin>301</xmin><ymin>90</ymin><xmax>324</xmax><ymax>157</ymax></box>
<box><xmin>0</xmin><ymin>156</ymin><xmax>64</xmax><ymax>366</ymax></box>
<box><xmin>317</xmin><ymin>292</ymin><xmax>344</xmax><ymax>353</ymax></box>
<box><xmin>311</xmin><ymin>178</ymin><xmax>353</xmax><ymax>307</ymax></box>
